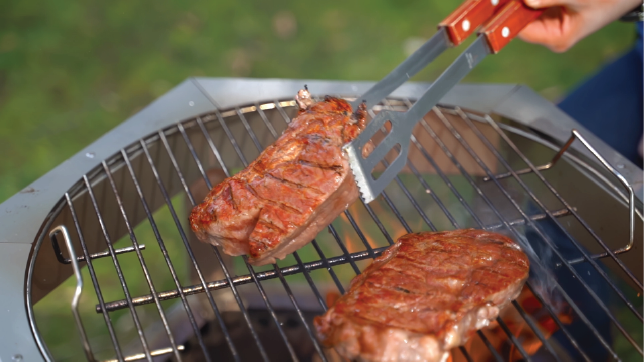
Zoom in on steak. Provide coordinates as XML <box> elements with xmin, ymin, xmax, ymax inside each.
<box><xmin>189</xmin><ymin>89</ymin><xmax>367</xmax><ymax>266</ymax></box>
<box><xmin>314</xmin><ymin>229</ymin><xmax>530</xmax><ymax>362</ymax></box>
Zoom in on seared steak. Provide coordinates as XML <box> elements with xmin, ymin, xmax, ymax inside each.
<box><xmin>189</xmin><ymin>89</ymin><xmax>367</xmax><ymax>266</ymax></box>
<box><xmin>314</xmin><ymin>229</ymin><xmax>530</xmax><ymax>362</ymax></box>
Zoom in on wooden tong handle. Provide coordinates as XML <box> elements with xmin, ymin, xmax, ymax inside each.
<box><xmin>439</xmin><ymin>0</ymin><xmax>512</xmax><ymax>46</ymax></box>
<box><xmin>479</xmin><ymin>0</ymin><xmax>545</xmax><ymax>53</ymax></box>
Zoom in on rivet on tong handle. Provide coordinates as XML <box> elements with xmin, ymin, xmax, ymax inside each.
<box><xmin>439</xmin><ymin>0</ymin><xmax>512</xmax><ymax>46</ymax></box>
<box><xmin>479</xmin><ymin>0</ymin><xmax>545</xmax><ymax>53</ymax></box>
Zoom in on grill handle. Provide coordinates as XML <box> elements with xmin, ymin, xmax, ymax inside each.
<box><xmin>564</xmin><ymin>130</ymin><xmax>637</xmax><ymax>265</ymax></box>
<box><xmin>50</xmin><ymin>235</ymin><xmax>146</xmax><ymax>265</ymax></box>
<box><xmin>483</xmin><ymin>124</ymin><xmax>639</xmax><ymax>274</ymax></box>
<box><xmin>49</xmin><ymin>226</ymin><xmax>96</xmax><ymax>362</ymax></box>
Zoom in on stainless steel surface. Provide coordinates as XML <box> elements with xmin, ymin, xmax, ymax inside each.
<box><xmin>486</xmin><ymin>129</ymin><xmax>638</xmax><ymax>265</ymax></box>
<box><xmin>568</xmin><ymin>130</ymin><xmax>636</xmax><ymax>259</ymax></box>
<box><xmin>48</xmin><ymin>226</ymin><xmax>93</xmax><ymax>361</ymax></box>
<box><xmin>0</xmin><ymin>78</ymin><xmax>641</xmax><ymax>361</ymax></box>
<box><xmin>103</xmin><ymin>345</ymin><xmax>186</xmax><ymax>362</ymax></box>
<box><xmin>346</xmin><ymin>37</ymin><xmax>490</xmax><ymax>203</ymax></box>
<box><xmin>51</xmin><ymin>238</ymin><xmax>146</xmax><ymax>264</ymax></box>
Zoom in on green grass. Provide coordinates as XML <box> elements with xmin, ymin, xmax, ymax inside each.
<box><xmin>0</xmin><ymin>0</ymin><xmax>638</xmax><ymax>202</ymax></box>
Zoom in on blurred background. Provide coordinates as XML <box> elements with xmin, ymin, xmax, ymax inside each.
<box><xmin>0</xmin><ymin>0</ymin><xmax>639</xmax><ymax>203</ymax></box>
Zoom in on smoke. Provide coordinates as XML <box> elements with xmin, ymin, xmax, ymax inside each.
<box><xmin>463</xmin><ymin>182</ymin><xmax>568</xmax><ymax>313</ymax></box>
<box><xmin>513</xmin><ymin>232</ymin><xmax>566</xmax><ymax>314</ymax></box>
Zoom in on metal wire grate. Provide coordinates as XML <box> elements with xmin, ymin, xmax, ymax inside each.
<box><xmin>30</xmin><ymin>95</ymin><xmax>642</xmax><ymax>362</ymax></box>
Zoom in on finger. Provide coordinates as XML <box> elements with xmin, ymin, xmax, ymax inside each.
<box><xmin>518</xmin><ymin>24</ymin><xmax>571</xmax><ymax>52</ymax></box>
<box><xmin>518</xmin><ymin>7</ymin><xmax>565</xmax><ymax>41</ymax></box>
<box><xmin>518</xmin><ymin>9</ymin><xmax>579</xmax><ymax>52</ymax></box>
<box><xmin>523</xmin><ymin>0</ymin><xmax>578</xmax><ymax>10</ymax></box>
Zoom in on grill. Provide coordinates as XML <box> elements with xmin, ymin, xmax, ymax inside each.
<box><xmin>1</xmin><ymin>78</ymin><xmax>642</xmax><ymax>362</ymax></box>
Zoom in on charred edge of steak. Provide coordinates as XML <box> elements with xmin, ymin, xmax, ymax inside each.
<box><xmin>352</xmin><ymin>100</ymin><xmax>366</xmax><ymax>123</ymax></box>
<box><xmin>296</xmin><ymin>88</ymin><xmax>314</xmax><ymax>110</ymax></box>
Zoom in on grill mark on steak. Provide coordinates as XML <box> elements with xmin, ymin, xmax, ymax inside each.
<box><xmin>189</xmin><ymin>90</ymin><xmax>366</xmax><ymax>265</ymax></box>
<box><xmin>314</xmin><ymin>229</ymin><xmax>529</xmax><ymax>362</ymax></box>
<box><xmin>209</xmin><ymin>173</ymin><xmax>306</xmax><ymax>223</ymax></box>
<box><xmin>245</xmin><ymin>178</ymin><xmax>316</xmax><ymax>216</ymax></box>
<box><xmin>244</xmin><ymin>181</ymin><xmax>304</xmax><ymax>216</ymax></box>
<box><xmin>227</xmin><ymin>184</ymin><xmax>238</xmax><ymax>211</ymax></box>
<box><xmin>297</xmin><ymin>159</ymin><xmax>343</xmax><ymax>173</ymax></box>
<box><xmin>264</xmin><ymin>172</ymin><xmax>325</xmax><ymax>194</ymax></box>
<box><xmin>256</xmin><ymin>214</ymin><xmax>285</xmax><ymax>232</ymax></box>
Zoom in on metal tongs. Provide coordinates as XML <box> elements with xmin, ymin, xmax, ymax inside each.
<box><xmin>344</xmin><ymin>0</ymin><xmax>544</xmax><ymax>203</ymax></box>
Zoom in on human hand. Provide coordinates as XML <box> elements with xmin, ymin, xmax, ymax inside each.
<box><xmin>518</xmin><ymin>0</ymin><xmax>641</xmax><ymax>52</ymax></box>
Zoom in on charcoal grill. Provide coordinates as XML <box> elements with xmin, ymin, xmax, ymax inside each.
<box><xmin>1</xmin><ymin>78</ymin><xmax>642</xmax><ymax>362</ymax></box>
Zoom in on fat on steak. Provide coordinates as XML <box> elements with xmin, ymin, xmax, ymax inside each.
<box><xmin>189</xmin><ymin>89</ymin><xmax>367</xmax><ymax>266</ymax></box>
<box><xmin>314</xmin><ymin>229</ymin><xmax>530</xmax><ymax>362</ymax></box>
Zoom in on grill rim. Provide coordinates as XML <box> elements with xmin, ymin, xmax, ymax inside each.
<box><xmin>29</xmin><ymin>99</ymin><xmax>642</xmax><ymax>360</ymax></box>
<box><xmin>30</xmin><ymin>100</ymin><xmax>632</xmax><ymax>358</ymax></box>
<box><xmin>2</xmin><ymin>78</ymin><xmax>642</xmax><ymax>361</ymax></box>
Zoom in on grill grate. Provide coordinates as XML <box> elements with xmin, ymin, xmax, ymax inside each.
<box><xmin>31</xmin><ymin>95</ymin><xmax>642</xmax><ymax>362</ymax></box>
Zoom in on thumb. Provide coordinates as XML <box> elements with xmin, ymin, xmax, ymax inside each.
<box><xmin>523</xmin><ymin>0</ymin><xmax>577</xmax><ymax>9</ymax></box>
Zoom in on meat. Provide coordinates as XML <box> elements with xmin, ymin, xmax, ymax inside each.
<box><xmin>189</xmin><ymin>89</ymin><xmax>367</xmax><ymax>266</ymax></box>
<box><xmin>314</xmin><ymin>229</ymin><xmax>530</xmax><ymax>362</ymax></box>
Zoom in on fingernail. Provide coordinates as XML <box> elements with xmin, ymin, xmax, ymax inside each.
<box><xmin>525</xmin><ymin>0</ymin><xmax>540</xmax><ymax>7</ymax></box>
